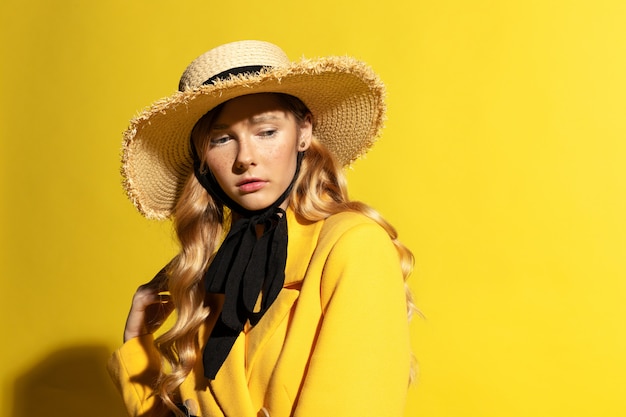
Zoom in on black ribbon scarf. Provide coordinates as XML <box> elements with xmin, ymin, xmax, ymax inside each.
<box><xmin>190</xmin><ymin>141</ymin><xmax>303</xmax><ymax>379</ymax></box>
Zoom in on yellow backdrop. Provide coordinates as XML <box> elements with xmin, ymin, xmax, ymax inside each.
<box><xmin>2</xmin><ymin>1</ymin><xmax>625</xmax><ymax>416</ymax></box>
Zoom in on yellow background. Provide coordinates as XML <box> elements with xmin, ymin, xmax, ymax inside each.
<box><xmin>2</xmin><ymin>0</ymin><xmax>625</xmax><ymax>416</ymax></box>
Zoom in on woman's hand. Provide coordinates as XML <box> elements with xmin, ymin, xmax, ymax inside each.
<box><xmin>123</xmin><ymin>267</ymin><xmax>175</xmax><ymax>342</ymax></box>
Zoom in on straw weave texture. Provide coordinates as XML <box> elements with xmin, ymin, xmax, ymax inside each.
<box><xmin>121</xmin><ymin>41</ymin><xmax>386</xmax><ymax>219</ymax></box>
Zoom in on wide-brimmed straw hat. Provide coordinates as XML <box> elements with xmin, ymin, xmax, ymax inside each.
<box><xmin>122</xmin><ymin>40</ymin><xmax>386</xmax><ymax>219</ymax></box>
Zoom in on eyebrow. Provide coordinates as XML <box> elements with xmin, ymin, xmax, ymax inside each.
<box><xmin>211</xmin><ymin>113</ymin><xmax>284</xmax><ymax>131</ymax></box>
<box><xmin>250</xmin><ymin>114</ymin><xmax>282</xmax><ymax>124</ymax></box>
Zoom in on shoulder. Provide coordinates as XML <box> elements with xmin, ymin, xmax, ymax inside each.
<box><xmin>315</xmin><ymin>211</ymin><xmax>398</xmax><ymax>271</ymax></box>
<box><xmin>319</xmin><ymin>211</ymin><xmax>391</xmax><ymax>248</ymax></box>
<box><xmin>314</xmin><ymin>211</ymin><xmax>404</xmax><ymax>309</ymax></box>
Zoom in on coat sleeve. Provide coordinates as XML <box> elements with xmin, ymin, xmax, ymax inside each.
<box><xmin>293</xmin><ymin>221</ymin><xmax>412</xmax><ymax>417</ymax></box>
<box><xmin>107</xmin><ymin>335</ymin><xmax>168</xmax><ymax>417</ymax></box>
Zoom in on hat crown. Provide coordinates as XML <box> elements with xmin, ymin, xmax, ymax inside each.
<box><xmin>178</xmin><ymin>40</ymin><xmax>291</xmax><ymax>91</ymax></box>
<box><xmin>123</xmin><ymin>40</ymin><xmax>386</xmax><ymax>219</ymax></box>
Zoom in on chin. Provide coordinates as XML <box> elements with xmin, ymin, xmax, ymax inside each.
<box><xmin>237</xmin><ymin>198</ymin><xmax>275</xmax><ymax>212</ymax></box>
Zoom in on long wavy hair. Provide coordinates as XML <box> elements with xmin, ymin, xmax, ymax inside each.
<box><xmin>153</xmin><ymin>93</ymin><xmax>416</xmax><ymax>415</ymax></box>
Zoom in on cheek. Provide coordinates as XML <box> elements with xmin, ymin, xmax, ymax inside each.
<box><xmin>205</xmin><ymin>150</ymin><xmax>233</xmax><ymax>178</ymax></box>
<box><xmin>268</xmin><ymin>146</ymin><xmax>298</xmax><ymax>172</ymax></box>
<box><xmin>266</xmin><ymin>136</ymin><xmax>299</xmax><ymax>165</ymax></box>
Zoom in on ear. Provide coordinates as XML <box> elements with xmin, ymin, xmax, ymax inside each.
<box><xmin>298</xmin><ymin>114</ymin><xmax>313</xmax><ymax>151</ymax></box>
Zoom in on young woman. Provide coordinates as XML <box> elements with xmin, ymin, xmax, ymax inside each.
<box><xmin>109</xmin><ymin>40</ymin><xmax>415</xmax><ymax>417</ymax></box>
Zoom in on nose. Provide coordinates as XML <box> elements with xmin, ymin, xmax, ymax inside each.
<box><xmin>234</xmin><ymin>137</ymin><xmax>256</xmax><ymax>172</ymax></box>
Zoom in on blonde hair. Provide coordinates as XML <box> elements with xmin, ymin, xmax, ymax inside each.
<box><xmin>153</xmin><ymin>94</ymin><xmax>416</xmax><ymax>415</ymax></box>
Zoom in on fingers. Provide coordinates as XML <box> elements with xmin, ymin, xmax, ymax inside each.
<box><xmin>123</xmin><ymin>263</ymin><xmax>176</xmax><ymax>343</ymax></box>
<box><xmin>132</xmin><ymin>262</ymin><xmax>174</xmax><ymax>310</ymax></box>
<box><xmin>124</xmin><ymin>294</ymin><xmax>174</xmax><ymax>342</ymax></box>
<box><xmin>143</xmin><ymin>293</ymin><xmax>175</xmax><ymax>331</ymax></box>
<box><xmin>141</xmin><ymin>265</ymin><xmax>170</xmax><ymax>292</ymax></box>
<box><xmin>132</xmin><ymin>288</ymin><xmax>170</xmax><ymax>310</ymax></box>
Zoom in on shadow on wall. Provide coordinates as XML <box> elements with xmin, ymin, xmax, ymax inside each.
<box><xmin>13</xmin><ymin>345</ymin><xmax>127</xmax><ymax>417</ymax></box>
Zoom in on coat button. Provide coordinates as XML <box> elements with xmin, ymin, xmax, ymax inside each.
<box><xmin>258</xmin><ymin>407</ymin><xmax>270</xmax><ymax>417</ymax></box>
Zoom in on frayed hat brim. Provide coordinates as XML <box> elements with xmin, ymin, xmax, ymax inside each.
<box><xmin>122</xmin><ymin>52</ymin><xmax>386</xmax><ymax>219</ymax></box>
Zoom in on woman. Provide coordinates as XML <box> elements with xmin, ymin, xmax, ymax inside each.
<box><xmin>109</xmin><ymin>40</ymin><xmax>415</xmax><ymax>417</ymax></box>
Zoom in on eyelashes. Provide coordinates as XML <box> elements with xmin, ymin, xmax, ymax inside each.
<box><xmin>209</xmin><ymin>129</ymin><xmax>279</xmax><ymax>146</ymax></box>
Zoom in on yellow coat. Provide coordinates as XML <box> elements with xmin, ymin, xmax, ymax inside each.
<box><xmin>108</xmin><ymin>209</ymin><xmax>411</xmax><ymax>417</ymax></box>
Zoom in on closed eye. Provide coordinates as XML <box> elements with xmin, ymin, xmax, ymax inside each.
<box><xmin>258</xmin><ymin>129</ymin><xmax>277</xmax><ymax>138</ymax></box>
<box><xmin>209</xmin><ymin>135</ymin><xmax>232</xmax><ymax>146</ymax></box>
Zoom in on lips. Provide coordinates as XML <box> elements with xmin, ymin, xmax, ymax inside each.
<box><xmin>236</xmin><ymin>177</ymin><xmax>267</xmax><ymax>193</ymax></box>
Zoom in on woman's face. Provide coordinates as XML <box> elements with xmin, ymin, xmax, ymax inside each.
<box><xmin>204</xmin><ymin>93</ymin><xmax>312</xmax><ymax>212</ymax></box>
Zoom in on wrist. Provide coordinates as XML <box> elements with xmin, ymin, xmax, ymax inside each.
<box><xmin>123</xmin><ymin>328</ymin><xmax>150</xmax><ymax>343</ymax></box>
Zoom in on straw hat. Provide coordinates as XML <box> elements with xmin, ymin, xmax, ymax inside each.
<box><xmin>122</xmin><ymin>40</ymin><xmax>386</xmax><ymax>219</ymax></box>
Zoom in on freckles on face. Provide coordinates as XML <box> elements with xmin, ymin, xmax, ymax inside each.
<box><xmin>202</xmin><ymin>94</ymin><xmax>302</xmax><ymax>211</ymax></box>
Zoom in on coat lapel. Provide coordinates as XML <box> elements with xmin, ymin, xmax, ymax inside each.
<box><xmin>206</xmin><ymin>210</ymin><xmax>323</xmax><ymax>415</ymax></box>
<box><xmin>245</xmin><ymin>209</ymin><xmax>323</xmax><ymax>378</ymax></box>
<box><xmin>196</xmin><ymin>296</ymin><xmax>254</xmax><ymax>417</ymax></box>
